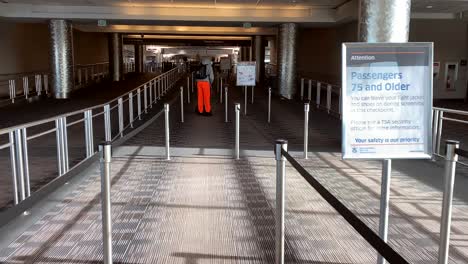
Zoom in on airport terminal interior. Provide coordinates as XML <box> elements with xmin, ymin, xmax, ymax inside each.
<box><xmin>2</xmin><ymin>0</ymin><xmax>468</xmax><ymax>263</ymax></box>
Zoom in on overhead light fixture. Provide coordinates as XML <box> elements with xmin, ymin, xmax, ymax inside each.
<box><xmin>426</xmin><ymin>5</ymin><xmax>433</xmax><ymax>9</ymax></box>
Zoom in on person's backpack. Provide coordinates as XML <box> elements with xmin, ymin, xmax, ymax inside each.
<box><xmin>196</xmin><ymin>64</ymin><xmax>207</xmax><ymax>79</ymax></box>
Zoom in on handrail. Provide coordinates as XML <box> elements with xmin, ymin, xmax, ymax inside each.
<box><xmin>0</xmin><ymin>67</ymin><xmax>181</xmax><ymax>134</ymax></box>
<box><xmin>433</xmin><ymin>107</ymin><xmax>468</xmax><ymax>116</ymax></box>
<box><xmin>277</xmin><ymin>147</ymin><xmax>409</xmax><ymax>264</ymax></box>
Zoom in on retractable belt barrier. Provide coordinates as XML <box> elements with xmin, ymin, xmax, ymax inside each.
<box><xmin>274</xmin><ymin>141</ymin><xmax>409</xmax><ymax>264</ymax></box>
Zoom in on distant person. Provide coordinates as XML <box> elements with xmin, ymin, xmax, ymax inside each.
<box><xmin>196</xmin><ymin>58</ymin><xmax>214</xmax><ymax>116</ymax></box>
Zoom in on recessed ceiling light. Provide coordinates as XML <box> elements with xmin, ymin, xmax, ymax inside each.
<box><xmin>426</xmin><ymin>5</ymin><xmax>433</xmax><ymax>9</ymax></box>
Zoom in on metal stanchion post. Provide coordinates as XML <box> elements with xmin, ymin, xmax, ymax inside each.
<box><xmin>149</xmin><ymin>83</ymin><xmax>153</xmax><ymax>108</ymax></box>
<box><xmin>225</xmin><ymin>87</ymin><xmax>228</xmax><ymax>123</ymax></box>
<box><xmin>137</xmin><ymin>89</ymin><xmax>142</xmax><ymax>120</ymax></box>
<box><xmin>118</xmin><ymin>98</ymin><xmax>124</xmax><ymax>137</ymax></box>
<box><xmin>308</xmin><ymin>79</ymin><xmax>312</xmax><ymax>101</ymax></box>
<box><xmin>326</xmin><ymin>84</ymin><xmax>332</xmax><ymax>114</ymax></box>
<box><xmin>129</xmin><ymin>92</ymin><xmax>134</xmax><ymax>128</ymax></box>
<box><xmin>9</xmin><ymin>131</ymin><xmax>19</xmax><ymax>205</ymax></box>
<box><xmin>104</xmin><ymin>104</ymin><xmax>112</xmax><ymax>142</ymax></box>
<box><xmin>21</xmin><ymin>128</ymin><xmax>30</xmax><ymax>197</ymax></box>
<box><xmin>14</xmin><ymin>129</ymin><xmax>26</xmax><ymax>201</ymax></box>
<box><xmin>235</xmin><ymin>103</ymin><xmax>240</xmax><ymax>159</ymax></box>
<box><xmin>432</xmin><ymin>110</ymin><xmax>439</xmax><ymax>160</ymax></box>
<box><xmin>300</xmin><ymin>78</ymin><xmax>304</xmax><ymax>101</ymax></box>
<box><xmin>275</xmin><ymin>139</ymin><xmax>288</xmax><ymax>264</ymax></box>
<box><xmin>180</xmin><ymin>87</ymin><xmax>184</xmax><ymax>123</ymax></box>
<box><xmin>438</xmin><ymin>140</ymin><xmax>459</xmax><ymax>264</ymax></box>
<box><xmin>99</xmin><ymin>142</ymin><xmax>113</xmax><ymax>264</ymax></box>
<box><xmin>84</xmin><ymin>110</ymin><xmax>94</xmax><ymax>157</ymax></box>
<box><xmin>244</xmin><ymin>86</ymin><xmax>247</xmax><ymax>115</ymax></box>
<box><xmin>164</xmin><ymin>104</ymin><xmax>170</xmax><ymax>160</ymax></box>
<box><xmin>437</xmin><ymin>111</ymin><xmax>444</xmax><ymax>155</ymax></box>
<box><xmin>268</xmin><ymin>88</ymin><xmax>272</xmax><ymax>123</ymax></box>
<box><xmin>377</xmin><ymin>159</ymin><xmax>392</xmax><ymax>264</ymax></box>
<box><xmin>304</xmin><ymin>103</ymin><xmax>309</xmax><ymax>159</ymax></box>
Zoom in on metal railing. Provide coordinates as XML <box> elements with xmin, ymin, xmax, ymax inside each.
<box><xmin>274</xmin><ymin>139</ymin><xmax>409</xmax><ymax>264</ymax></box>
<box><xmin>301</xmin><ymin>77</ymin><xmax>468</xmax><ymax>164</ymax></box>
<box><xmin>1</xmin><ymin>63</ymin><xmax>111</xmax><ymax>106</ymax></box>
<box><xmin>75</xmin><ymin>62</ymin><xmax>110</xmax><ymax>88</ymax></box>
<box><xmin>0</xmin><ymin>66</ymin><xmax>185</xmax><ymax>208</ymax></box>
<box><xmin>300</xmin><ymin>78</ymin><xmax>341</xmax><ymax>117</ymax></box>
<box><xmin>0</xmin><ymin>72</ymin><xmax>50</xmax><ymax>105</ymax></box>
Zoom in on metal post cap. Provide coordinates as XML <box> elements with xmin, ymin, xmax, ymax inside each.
<box><xmin>235</xmin><ymin>103</ymin><xmax>240</xmax><ymax>110</ymax></box>
<box><xmin>304</xmin><ymin>102</ymin><xmax>310</xmax><ymax>111</ymax></box>
<box><xmin>446</xmin><ymin>140</ymin><xmax>460</xmax><ymax>145</ymax></box>
<box><xmin>275</xmin><ymin>139</ymin><xmax>288</xmax><ymax>160</ymax></box>
<box><xmin>99</xmin><ymin>141</ymin><xmax>112</xmax><ymax>163</ymax></box>
<box><xmin>164</xmin><ymin>103</ymin><xmax>169</xmax><ymax>111</ymax></box>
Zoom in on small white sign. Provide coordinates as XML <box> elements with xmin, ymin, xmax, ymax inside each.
<box><xmin>342</xmin><ymin>42</ymin><xmax>433</xmax><ymax>159</ymax></box>
<box><xmin>237</xmin><ymin>61</ymin><xmax>256</xmax><ymax>86</ymax></box>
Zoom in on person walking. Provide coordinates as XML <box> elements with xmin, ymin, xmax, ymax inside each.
<box><xmin>196</xmin><ymin>57</ymin><xmax>215</xmax><ymax>115</ymax></box>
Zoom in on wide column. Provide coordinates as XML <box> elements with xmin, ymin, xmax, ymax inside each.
<box><xmin>278</xmin><ymin>23</ymin><xmax>297</xmax><ymax>99</ymax></box>
<box><xmin>358</xmin><ymin>0</ymin><xmax>411</xmax><ymax>42</ymax></box>
<box><xmin>254</xmin><ymin>35</ymin><xmax>265</xmax><ymax>85</ymax></box>
<box><xmin>49</xmin><ymin>20</ymin><xmax>74</xmax><ymax>99</ymax></box>
<box><xmin>109</xmin><ymin>33</ymin><xmax>122</xmax><ymax>81</ymax></box>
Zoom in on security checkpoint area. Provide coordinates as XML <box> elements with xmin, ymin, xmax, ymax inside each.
<box><xmin>2</xmin><ymin>1</ymin><xmax>468</xmax><ymax>264</ymax></box>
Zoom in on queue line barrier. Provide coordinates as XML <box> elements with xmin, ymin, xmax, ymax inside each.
<box><xmin>0</xmin><ymin>66</ymin><xmax>186</xmax><ymax>208</ymax></box>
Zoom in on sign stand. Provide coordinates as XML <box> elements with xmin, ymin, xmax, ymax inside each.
<box><xmin>244</xmin><ymin>86</ymin><xmax>248</xmax><ymax>115</ymax></box>
<box><xmin>377</xmin><ymin>159</ymin><xmax>391</xmax><ymax>264</ymax></box>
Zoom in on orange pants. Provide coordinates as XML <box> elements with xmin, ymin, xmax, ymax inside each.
<box><xmin>197</xmin><ymin>81</ymin><xmax>211</xmax><ymax>113</ymax></box>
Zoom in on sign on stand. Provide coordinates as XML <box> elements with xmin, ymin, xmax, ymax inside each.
<box><xmin>237</xmin><ymin>61</ymin><xmax>256</xmax><ymax>86</ymax></box>
<box><xmin>342</xmin><ymin>42</ymin><xmax>433</xmax><ymax>264</ymax></box>
<box><xmin>342</xmin><ymin>43</ymin><xmax>433</xmax><ymax>160</ymax></box>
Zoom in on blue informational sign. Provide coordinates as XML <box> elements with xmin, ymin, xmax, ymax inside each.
<box><xmin>342</xmin><ymin>43</ymin><xmax>433</xmax><ymax>159</ymax></box>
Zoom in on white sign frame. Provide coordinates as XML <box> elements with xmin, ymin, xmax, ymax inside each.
<box><xmin>342</xmin><ymin>42</ymin><xmax>433</xmax><ymax>160</ymax></box>
<box><xmin>236</xmin><ymin>61</ymin><xmax>256</xmax><ymax>86</ymax></box>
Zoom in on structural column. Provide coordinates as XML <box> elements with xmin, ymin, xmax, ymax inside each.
<box><xmin>254</xmin><ymin>35</ymin><xmax>265</xmax><ymax>85</ymax></box>
<box><xmin>109</xmin><ymin>33</ymin><xmax>123</xmax><ymax>81</ymax></box>
<box><xmin>358</xmin><ymin>0</ymin><xmax>411</xmax><ymax>42</ymax></box>
<box><xmin>135</xmin><ymin>44</ymin><xmax>144</xmax><ymax>73</ymax></box>
<box><xmin>49</xmin><ymin>20</ymin><xmax>74</xmax><ymax>99</ymax></box>
<box><xmin>278</xmin><ymin>23</ymin><xmax>298</xmax><ymax>99</ymax></box>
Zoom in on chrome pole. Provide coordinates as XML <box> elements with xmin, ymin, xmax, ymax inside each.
<box><xmin>438</xmin><ymin>140</ymin><xmax>459</xmax><ymax>264</ymax></box>
<box><xmin>104</xmin><ymin>104</ymin><xmax>112</xmax><ymax>142</ymax></box>
<box><xmin>300</xmin><ymin>78</ymin><xmax>304</xmax><ymax>101</ymax></box>
<box><xmin>326</xmin><ymin>84</ymin><xmax>332</xmax><ymax>114</ymax></box>
<box><xmin>144</xmin><ymin>85</ymin><xmax>148</xmax><ymax>113</ymax></box>
<box><xmin>23</xmin><ymin>76</ymin><xmax>29</xmax><ymax>99</ymax></box>
<box><xmin>62</xmin><ymin>117</ymin><xmax>69</xmax><ymax>172</ymax></box>
<box><xmin>43</xmin><ymin>74</ymin><xmax>49</xmax><ymax>94</ymax></box>
<box><xmin>268</xmin><ymin>87</ymin><xmax>272</xmax><ymax>123</ymax></box>
<box><xmin>304</xmin><ymin>103</ymin><xmax>309</xmax><ymax>159</ymax></box>
<box><xmin>55</xmin><ymin>118</ymin><xmax>63</xmax><ymax>176</ymax></box>
<box><xmin>137</xmin><ymin>88</ymin><xmax>142</xmax><ymax>120</ymax></box>
<box><xmin>21</xmin><ymin>128</ymin><xmax>30</xmax><ymax>197</ymax></box>
<box><xmin>180</xmin><ymin>87</ymin><xmax>184</xmax><ymax>123</ymax></box>
<box><xmin>235</xmin><ymin>103</ymin><xmax>240</xmax><ymax>159</ymax></box>
<box><xmin>308</xmin><ymin>79</ymin><xmax>312</xmax><ymax>101</ymax></box>
<box><xmin>377</xmin><ymin>159</ymin><xmax>392</xmax><ymax>264</ymax></box>
<box><xmin>99</xmin><ymin>142</ymin><xmax>113</xmax><ymax>264</ymax></box>
<box><xmin>275</xmin><ymin>139</ymin><xmax>288</xmax><ymax>264</ymax></box>
<box><xmin>8</xmin><ymin>80</ymin><xmax>16</xmax><ymax>103</ymax></box>
<box><xmin>35</xmin><ymin>75</ymin><xmax>42</xmax><ymax>96</ymax></box>
<box><xmin>14</xmin><ymin>129</ymin><xmax>26</xmax><ymax>201</ymax></box>
<box><xmin>84</xmin><ymin>110</ymin><xmax>94</xmax><ymax>157</ymax></box>
<box><xmin>149</xmin><ymin>82</ymin><xmax>153</xmax><ymax>108</ymax></box>
<box><xmin>225</xmin><ymin>87</ymin><xmax>228</xmax><ymax>123</ymax></box>
<box><xmin>118</xmin><ymin>98</ymin><xmax>124</xmax><ymax>137</ymax></box>
<box><xmin>129</xmin><ymin>92</ymin><xmax>134</xmax><ymax>128</ymax></box>
<box><xmin>432</xmin><ymin>109</ymin><xmax>439</xmax><ymax>159</ymax></box>
<box><xmin>9</xmin><ymin>131</ymin><xmax>19</xmax><ymax>205</ymax></box>
<box><xmin>316</xmin><ymin>82</ymin><xmax>321</xmax><ymax>108</ymax></box>
<box><xmin>164</xmin><ymin>104</ymin><xmax>170</xmax><ymax>160</ymax></box>
<box><xmin>437</xmin><ymin>112</ymin><xmax>444</xmax><ymax>155</ymax></box>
